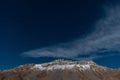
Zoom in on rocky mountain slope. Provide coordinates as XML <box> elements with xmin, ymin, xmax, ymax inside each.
<box><xmin>0</xmin><ymin>59</ymin><xmax>120</xmax><ymax>80</ymax></box>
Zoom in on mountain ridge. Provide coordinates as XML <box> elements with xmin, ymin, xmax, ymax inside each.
<box><xmin>0</xmin><ymin>59</ymin><xmax>120</xmax><ymax>80</ymax></box>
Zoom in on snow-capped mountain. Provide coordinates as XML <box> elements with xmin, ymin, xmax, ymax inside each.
<box><xmin>0</xmin><ymin>59</ymin><xmax>120</xmax><ymax>80</ymax></box>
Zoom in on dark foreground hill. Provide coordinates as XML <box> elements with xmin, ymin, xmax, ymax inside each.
<box><xmin>0</xmin><ymin>59</ymin><xmax>120</xmax><ymax>80</ymax></box>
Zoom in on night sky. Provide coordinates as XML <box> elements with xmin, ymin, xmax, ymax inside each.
<box><xmin>0</xmin><ymin>0</ymin><xmax>120</xmax><ymax>69</ymax></box>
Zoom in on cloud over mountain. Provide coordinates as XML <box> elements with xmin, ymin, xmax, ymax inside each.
<box><xmin>22</xmin><ymin>2</ymin><xmax>120</xmax><ymax>60</ymax></box>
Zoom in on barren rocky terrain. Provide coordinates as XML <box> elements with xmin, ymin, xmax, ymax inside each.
<box><xmin>0</xmin><ymin>59</ymin><xmax>120</xmax><ymax>80</ymax></box>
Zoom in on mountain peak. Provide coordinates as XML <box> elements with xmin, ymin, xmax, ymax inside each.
<box><xmin>31</xmin><ymin>59</ymin><xmax>104</xmax><ymax>71</ymax></box>
<box><xmin>42</xmin><ymin>59</ymin><xmax>96</xmax><ymax>65</ymax></box>
<box><xmin>0</xmin><ymin>59</ymin><xmax>120</xmax><ymax>80</ymax></box>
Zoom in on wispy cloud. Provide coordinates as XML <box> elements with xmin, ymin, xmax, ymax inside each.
<box><xmin>22</xmin><ymin>3</ymin><xmax>120</xmax><ymax>60</ymax></box>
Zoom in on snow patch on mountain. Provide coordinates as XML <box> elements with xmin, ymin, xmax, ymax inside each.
<box><xmin>32</xmin><ymin>64</ymin><xmax>90</xmax><ymax>71</ymax></box>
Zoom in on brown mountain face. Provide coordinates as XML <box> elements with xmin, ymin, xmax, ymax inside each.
<box><xmin>0</xmin><ymin>59</ymin><xmax>120</xmax><ymax>80</ymax></box>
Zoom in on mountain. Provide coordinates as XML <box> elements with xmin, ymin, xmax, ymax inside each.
<box><xmin>0</xmin><ymin>59</ymin><xmax>120</xmax><ymax>80</ymax></box>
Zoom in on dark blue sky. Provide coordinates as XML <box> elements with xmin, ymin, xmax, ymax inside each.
<box><xmin>0</xmin><ymin>0</ymin><xmax>120</xmax><ymax>69</ymax></box>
